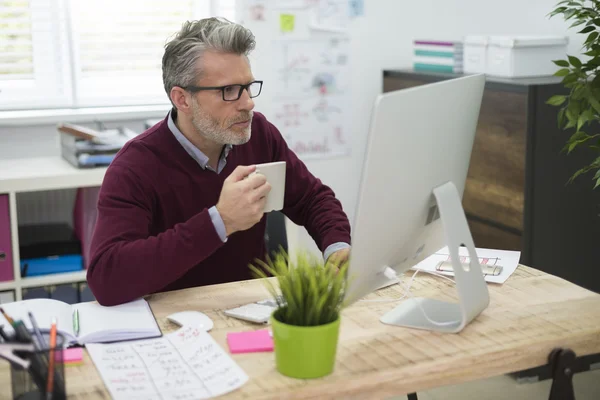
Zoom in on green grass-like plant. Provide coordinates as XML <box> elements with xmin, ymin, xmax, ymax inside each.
<box><xmin>249</xmin><ymin>249</ymin><xmax>349</xmax><ymax>327</ymax></box>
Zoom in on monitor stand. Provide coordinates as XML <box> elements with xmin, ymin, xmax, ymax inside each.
<box><xmin>380</xmin><ymin>181</ymin><xmax>490</xmax><ymax>333</ymax></box>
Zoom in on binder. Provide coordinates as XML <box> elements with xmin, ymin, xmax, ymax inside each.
<box><xmin>0</xmin><ymin>195</ymin><xmax>14</xmax><ymax>282</ymax></box>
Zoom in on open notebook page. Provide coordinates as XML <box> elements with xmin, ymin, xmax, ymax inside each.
<box><xmin>0</xmin><ymin>298</ymin><xmax>75</xmax><ymax>341</ymax></box>
<box><xmin>73</xmin><ymin>298</ymin><xmax>160</xmax><ymax>344</ymax></box>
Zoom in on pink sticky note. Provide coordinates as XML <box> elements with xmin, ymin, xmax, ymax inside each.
<box><xmin>226</xmin><ymin>329</ymin><xmax>274</xmax><ymax>354</ymax></box>
<box><xmin>61</xmin><ymin>347</ymin><xmax>84</xmax><ymax>363</ymax></box>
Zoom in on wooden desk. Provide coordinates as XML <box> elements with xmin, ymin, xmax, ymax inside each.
<box><xmin>2</xmin><ymin>266</ymin><xmax>600</xmax><ymax>399</ymax></box>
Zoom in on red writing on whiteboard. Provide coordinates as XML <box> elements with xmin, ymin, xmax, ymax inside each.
<box><xmin>275</xmin><ymin>104</ymin><xmax>309</xmax><ymax>127</ymax></box>
<box><xmin>293</xmin><ymin>138</ymin><xmax>330</xmax><ymax>154</ymax></box>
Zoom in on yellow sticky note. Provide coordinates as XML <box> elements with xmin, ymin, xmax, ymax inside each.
<box><xmin>280</xmin><ymin>14</ymin><xmax>295</xmax><ymax>33</ymax></box>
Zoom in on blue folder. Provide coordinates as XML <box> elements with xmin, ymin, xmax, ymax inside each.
<box><xmin>20</xmin><ymin>254</ymin><xmax>83</xmax><ymax>277</ymax></box>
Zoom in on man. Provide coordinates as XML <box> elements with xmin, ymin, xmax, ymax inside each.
<box><xmin>86</xmin><ymin>18</ymin><xmax>351</xmax><ymax>306</ymax></box>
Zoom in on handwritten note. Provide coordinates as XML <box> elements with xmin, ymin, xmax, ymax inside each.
<box><xmin>87</xmin><ymin>326</ymin><xmax>248</xmax><ymax>400</ymax></box>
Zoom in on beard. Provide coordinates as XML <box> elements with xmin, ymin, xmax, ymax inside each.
<box><xmin>190</xmin><ymin>98</ymin><xmax>252</xmax><ymax>146</ymax></box>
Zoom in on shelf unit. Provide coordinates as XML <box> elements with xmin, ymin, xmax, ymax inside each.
<box><xmin>0</xmin><ymin>156</ymin><xmax>107</xmax><ymax>300</ymax></box>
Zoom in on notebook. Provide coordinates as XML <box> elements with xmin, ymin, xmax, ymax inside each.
<box><xmin>0</xmin><ymin>298</ymin><xmax>161</xmax><ymax>346</ymax></box>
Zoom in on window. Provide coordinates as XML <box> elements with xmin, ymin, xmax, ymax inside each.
<box><xmin>0</xmin><ymin>0</ymin><xmax>236</xmax><ymax>111</ymax></box>
<box><xmin>0</xmin><ymin>0</ymin><xmax>72</xmax><ymax>109</ymax></box>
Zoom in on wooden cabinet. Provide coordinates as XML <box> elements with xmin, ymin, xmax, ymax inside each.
<box><xmin>383</xmin><ymin>70</ymin><xmax>600</xmax><ymax>293</ymax></box>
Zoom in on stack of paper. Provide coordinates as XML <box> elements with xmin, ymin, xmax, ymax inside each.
<box><xmin>412</xmin><ymin>246</ymin><xmax>521</xmax><ymax>284</ymax></box>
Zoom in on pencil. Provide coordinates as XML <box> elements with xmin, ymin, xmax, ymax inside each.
<box><xmin>0</xmin><ymin>307</ymin><xmax>14</xmax><ymax>325</ymax></box>
<box><xmin>46</xmin><ymin>317</ymin><xmax>57</xmax><ymax>399</ymax></box>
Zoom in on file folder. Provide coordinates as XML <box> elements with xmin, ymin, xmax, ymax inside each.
<box><xmin>0</xmin><ymin>195</ymin><xmax>14</xmax><ymax>282</ymax></box>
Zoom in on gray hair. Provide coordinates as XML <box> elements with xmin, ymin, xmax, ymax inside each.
<box><xmin>162</xmin><ymin>17</ymin><xmax>256</xmax><ymax>103</ymax></box>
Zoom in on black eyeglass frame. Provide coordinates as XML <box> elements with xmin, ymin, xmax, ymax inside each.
<box><xmin>181</xmin><ymin>80</ymin><xmax>263</xmax><ymax>101</ymax></box>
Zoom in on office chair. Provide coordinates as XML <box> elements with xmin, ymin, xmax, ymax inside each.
<box><xmin>264</xmin><ymin>211</ymin><xmax>288</xmax><ymax>257</ymax></box>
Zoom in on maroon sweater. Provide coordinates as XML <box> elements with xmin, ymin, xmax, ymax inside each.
<box><xmin>86</xmin><ymin>112</ymin><xmax>351</xmax><ymax>306</ymax></box>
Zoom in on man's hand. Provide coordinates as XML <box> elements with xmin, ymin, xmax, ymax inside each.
<box><xmin>327</xmin><ymin>247</ymin><xmax>351</xmax><ymax>270</ymax></box>
<box><xmin>216</xmin><ymin>165</ymin><xmax>272</xmax><ymax>236</ymax></box>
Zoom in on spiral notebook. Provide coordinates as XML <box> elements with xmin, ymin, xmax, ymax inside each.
<box><xmin>0</xmin><ymin>298</ymin><xmax>161</xmax><ymax>346</ymax></box>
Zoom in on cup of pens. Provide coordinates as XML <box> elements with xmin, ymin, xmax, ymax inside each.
<box><xmin>10</xmin><ymin>331</ymin><xmax>66</xmax><ymax>400</ymax></box>
<box><xmin>0</xmin><ymin>308</ymin><xmax>67</xmax><ymax>400</ymax></box>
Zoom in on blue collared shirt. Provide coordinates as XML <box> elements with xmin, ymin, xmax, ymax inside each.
<box><xmin>168</xmin><ymin>110</ymin><xmax>350</xmax><ymax>261</ymax></box>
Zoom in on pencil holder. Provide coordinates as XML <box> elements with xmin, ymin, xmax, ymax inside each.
<box><xmin>11</xmin><ymin>332</ymin><xmax>66</xmax><ymax>400</ymax></box>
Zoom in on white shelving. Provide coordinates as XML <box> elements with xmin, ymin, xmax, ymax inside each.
<box><xmin>0</xmin><ymin>156</ymin><xmax>107</xmax><ymax>300</ymax></box>
<box><xmin>0</xmin><ymin>156</ymin><xmax>107</xmax><ymax>193</ymax></box>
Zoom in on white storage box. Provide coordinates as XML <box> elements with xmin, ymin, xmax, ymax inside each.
<box><xmin>486</xmin><ymin>36</ymin><xmax>569</xmax><ymax>78</ymax></box>
<box><xmin>464</xmin><ymin>35</ymin><xmax>488</xmax><ymax>74</ymax></box>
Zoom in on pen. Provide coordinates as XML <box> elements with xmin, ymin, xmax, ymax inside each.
<box><xmin>28</xmin><ymin>311</ymin><xmax>46</xmax><ymax>348</ymax></box>
<box><xmin>72</xmin><ymin>309</ymin><xmax>79</xmax><ymax>337</ymax></box>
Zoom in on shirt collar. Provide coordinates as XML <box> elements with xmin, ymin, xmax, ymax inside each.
<box><xmin>167</xmin><ymin>108</ymin><xmax>233</xmax><ymax>172</ymax></box>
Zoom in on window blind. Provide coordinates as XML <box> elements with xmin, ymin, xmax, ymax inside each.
<box><xmin>70</xmin><ymin>0</ymin><xmax>235</xmax><ymax>107</ymax></box>
<box><xmin>0</xmin><ymin>0</ymin><xmax>72</xmax><ymax>110</ymax></box>
<box><xmin>0</xmin><ymin>0</ymin><xmax>237</xmax><ymax>110</ymax></box>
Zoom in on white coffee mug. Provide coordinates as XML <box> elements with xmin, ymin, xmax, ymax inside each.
<box><xmin>252</xmin><ymin>161</ymin><xmax>286</xmax><ymax>212</ymax></box>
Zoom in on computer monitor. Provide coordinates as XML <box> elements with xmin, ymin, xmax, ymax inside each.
<box><xmin>345</xmin><ymin>74</ymin><xmax>489</xmax><ymax>333</ymax></box>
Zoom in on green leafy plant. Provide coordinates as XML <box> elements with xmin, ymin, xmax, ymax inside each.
<box><xmin>547</xmin><ymin>0</ymin><xmax>600</xmax><ymax>189</ymax></box>
<box><xmin>249</xmin><ymin>250</ymin><xmax>349</xmax><ymax>327</ymax></box>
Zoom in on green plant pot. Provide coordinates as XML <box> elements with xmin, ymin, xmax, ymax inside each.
<box><xmin>271</xmin><ymin>313</ymin><xmax>341</xmax><ymax>379</ymax></box>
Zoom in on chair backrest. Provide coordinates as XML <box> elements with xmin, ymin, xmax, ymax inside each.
<box><xmin>265</xmin><ymin>211</ymin><xmax>288</xmax><ymax>257</ymax></box>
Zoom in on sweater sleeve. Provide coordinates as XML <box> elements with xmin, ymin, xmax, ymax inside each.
<box><xmin>86</xmin><ymin>164</ymin><xmax>225</xmax><ymax>306</ymax></box>
<box><xmin>266</xmin><ymin>120</ymin><xmax>352</xmax><ymax>251</ymax></box>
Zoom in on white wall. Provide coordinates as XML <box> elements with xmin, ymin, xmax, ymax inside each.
<box><xmin>246</xmin><ymin>0</ymin><xmax>581</xmax><ymax>257</ymax></box>
<box><xmin>0</xmin><ymin>0</ymin><xmax>581</xmax><ymax>255</ymax></box>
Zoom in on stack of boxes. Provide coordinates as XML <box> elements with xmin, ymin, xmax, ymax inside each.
<box><xmin>463</xmin><ymin>35</ymin><xmax>569</xmax><ymax>77</ymax></box>
<box><xmin>413</xmin><ymin>40</ymin><xmax>464</xmax><ymax>74</ymax></box>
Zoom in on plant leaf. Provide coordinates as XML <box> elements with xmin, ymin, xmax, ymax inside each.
<box><xmin>569</xmin><ymin>55</ymin><xmax>583</xmax><ymax>68</ymax></box>
<box><xmin>589</xmin><ymin>94</ymin><xmax>600</xmax><ymax>114</ymax></box>
<box><xmin>562</xmin><ymin>73</ymin><xmax>580</xmax><ymax>86</ymax></box>
<box><xmin>251</xmin><ymin>248</ymin><xmax>348</xmax><ymax>326</ymax></box>
<box><xmin>558</xmin><ymin>107</ymin><xmax>567</xmax><ymax>128</ymax></box>
<box><xmin>579</xmin><ymin>25</ymin><xmax>596</xmax><ymax>33</ymax></box>
<box><xmin>547</xmin><ymin>95</ymin><xmax>567</xmax><ymax>106</ymax></box>
<box><xmin>586</xmin><ymin>31</ymin><xmax>599</xmax><ymax>44</ymax></box>
<box><xmin>564</xmin><ymin>9</ymin><xmax>577</xmax><ymax>20</ymax></box>
<box><xmin>553</xmin><ymin>59</ymin><xmax>571</xmax><ymax>68</ymax></box>
<box><xmin>577</xmin><ymin>109</ymin><xmax>593</xmax><ymax>130</ymax></box>
<box><xmin>555</xmin><ymin>68</ymin><xmax>571</xmax><ymax>76</ymax></box>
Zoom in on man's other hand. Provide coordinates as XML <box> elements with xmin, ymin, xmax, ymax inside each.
<box><xmin>327</xmin><ymin>247</ymin><xmax>351</xmax><ymax>270</ymax></box>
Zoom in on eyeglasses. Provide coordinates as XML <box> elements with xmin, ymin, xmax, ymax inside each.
<box><xmin>181</xmin><ymin>80</ymin><xmax>263</xmax><ymax>101</ymax></box>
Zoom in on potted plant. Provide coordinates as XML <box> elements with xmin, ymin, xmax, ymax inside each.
<box><xmin>547</xmin><ymin>0</ymin><xmax>600</xmax><ymax>189</ymax></box>
<box><xmin>249</xmin><ymin>250</ymin><xmax>349</xmax><ymax>379</ymax></box>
